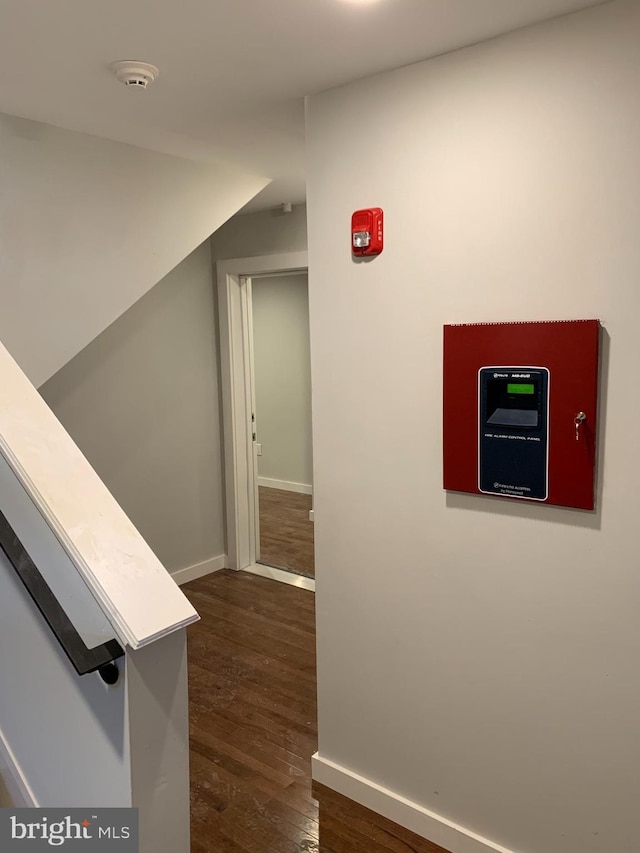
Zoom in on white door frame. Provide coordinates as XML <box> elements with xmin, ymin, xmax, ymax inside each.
<box><xmin>216</xmin><ymin>251</ymin><xmax>308</xmax><ymax>572</ymax></box>
<box><xmin>243</xmin><ymin>278</ymin><xmax>261</xmax><ymax>563</ymax></box>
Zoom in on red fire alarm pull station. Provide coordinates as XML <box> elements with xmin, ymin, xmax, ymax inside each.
<box><xmin>443</xmin><ymin>319</ymin><xmax>601</xmax><ymax>510</ymax></box>
<box><xmin>352</xmin><ymin>208</ymin><xmax>383</xmax><ymax>257</ymax></box>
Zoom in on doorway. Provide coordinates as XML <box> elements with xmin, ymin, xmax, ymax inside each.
<box><xmin>251</xmin><ymin>272</ymin><xmax>314</xmax><ymax>578</ymax></box>
<box><xmin>216</xmin><ymin>251</ymin><xmax>315</xmax><ymax>590</ymax></box>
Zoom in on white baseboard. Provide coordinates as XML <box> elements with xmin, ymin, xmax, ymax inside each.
<box><xmin>312</xmin><ymin>754</ymin><xmax>515</xmax><ymax>853</ymax></box>
<box><xmin>0</xmin><ymin>726</ymin><xmax>38</xmax><ymax>807</ymax></box>
<box><xmin>172</xmin><ymin>554</ymin><xmax>227</xmax><ymax>586</ymax></box>
<box><xmin>258</xmin><ymin>477</ymin><xmax>313</xmax><ymax>496</ymax></box>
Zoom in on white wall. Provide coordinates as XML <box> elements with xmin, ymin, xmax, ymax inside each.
<box><xmin>210</xmin><ymin>204</ymin><xmax>308</xmax><ymax>261</ymax></box>
<box><xmin>0</xmin><ymin>554</ymin><xmax>130</xmax><ymax>808</ymax></box>
<box><xmin>127</xmin><ymin>630</ymin><xmax>191</xmax><ymax>853</ymax></box>
<box><xmin>40</xmin><ymin>208</ymin><xmax>309</xmax><ymax>578</ymax></box>
<box><xmin>307</xmin><ymin>2</ymin><xmax>640</xmax><ymax>852</ymax></box>
<box><xmin>252</xmin><ymin>273</ymin><xmax>313</xmax><ymax>490</ymax></box>
<box><xmin>41</xmin><ymin>241</ymin><xmax>225</xmax><ymax>576</ymax></box>
<box><xmin>0</xmin><ymin>540</ymin><xmax>191</xmax><ymax>852</ymax></box>
<box><xmin>0</xmin><ymin>337</ymin><xmax>193</xmax><ymax>850</ymax></box>
<box><xmin>0</xmin><ymin>112</ymin><xmax>268</xmax><ymax>387</ymax></box>
<box><xmin>0</xmin><ymin>441</ymin><xmax>130</xmax><ymax>806</ymax></box>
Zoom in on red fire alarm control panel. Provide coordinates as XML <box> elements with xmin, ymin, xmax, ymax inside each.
<box><xmin>443</xmin><ymin>320</ymin><xmax>601</xmax><ymax>511</ymax></box>
<box><xmin>352</xmin><ymin>208</ymin><xmax>383</xmax><ymax>257</ymax></box>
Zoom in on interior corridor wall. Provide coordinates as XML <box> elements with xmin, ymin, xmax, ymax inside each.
<box><xmin>306</xmin><ymin>2</ymin><xmax>640</xmax><ymax>852</ymax></box>
<box><xmin>252</xmin><ymin>273</ymin><xmax>313</xmax><ymax>491</ymax></box>
<box><xmin>210</xmin><ymin>203</ymin><xmax>308</xmax><ymax>261</ymax></box>
<box><xmin>41</xmin><ymin>241</ymin><xmax>225</xmax><ymax>576</ymax></box>
<box><xmin>41</xmin><ymin>207</ymin><xmax>308</xmax><ymax>577</ymax></box>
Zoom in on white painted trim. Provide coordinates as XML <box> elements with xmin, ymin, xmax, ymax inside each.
<box><xmin>218</xmin><ymin>253</ymin><xmax>308</xmax><ymax>279</ymax></box>
<box><xmin>257</xmin><ymin>476</ymin><xmax>313</xmax><ymax>495</ymax></box>
<box><xmin>217</xmin><ymin>270</ymin><xmax>246</xmax><ymax>570</ymax></box>
<box><xmin>243</xmin><ymin>279</ymin><xmax>262</xmax><ymax>563</ymax></box>
<box><xmin>309</xmin><ymin>510</ymin><xmax>314</xmax><ymax>522</ymax></box>
<box><xmin>312</xmin><ymin>754</ymin><xmax>516</xmax><ymax>853</ymax></box>
<box><xmin>172</xmin><ymin>554</ymin><xmax>227</xmax><ymax>586</ymax></box>
<box><xmin>217</xmin><ymin>252</ymin><xmax>309</xmax><ymax>571</ymax></box>
<box><xmin>0</xmin><ymin>342</ymin><xmax>199</xmax><ymax>651</ymax></box>
<box><xmin>241</xmin><ymin>563</ymin><xmax>315</xmax><ymax>593</ymax></box>
<box><xmin>0</xmin><ymin>726</ymin><xmax>38</xmax><ymax>807</ymax></box>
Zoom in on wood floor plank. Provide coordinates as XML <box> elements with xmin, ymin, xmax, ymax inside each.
<box><xmin>190</xmin><ymin>694</ymin><xmax>318</xmax><ymax>757</ymax></box>
<box><xmin>189</xmin><ymin>596</ymin><xmax>317</xmax><ymax>654</ymax></box>
<box><xmin>189</xmin><ymin>646</ymin><xmax>316</xmax><ymax>703</ymax></box>
<box><xmin>190</xmin><ymin>664</ymin><xmax>317</xmax><ymax>730</ymax></box>
<box><xmin>188</xmin><ymin>626</ymin><xmax>316</xmax><ymax>680</ymax></box>
<box><xmin>190</xmin><ymin>697</ymin><xmax>313</xmax><ymax>772</ymax></box>
<box><xmin>188</xmin><ymin>582</ymin><xmax>315</xmax><ymax>625</ymax></box>
<box><xmin>315</xmin><ymin>784</ymin><xmax>451</xmax><ymax>853</ymax></box>
<box><xmin>187</xmin><ymin>605</ymin><xmax>316</xmax><ymax>669</ymax></box>
<box><xmin>185</xmin><ymin>571</ymin><xmax>450</xmax><ymax>853</ymax></box>
<box><xmin>259</xmin><ymin>487</ymin><xmax>315</xmax><ymax>578</ymax></box>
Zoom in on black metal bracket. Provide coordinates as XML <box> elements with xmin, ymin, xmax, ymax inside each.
<box><xmin>0</xmin><ymin>510</ymin><xmax>125</xmax><ymax>683</ymax></box>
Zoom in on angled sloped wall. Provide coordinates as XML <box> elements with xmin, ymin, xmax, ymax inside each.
<box><xmin>0</xmin><ymin>113</ymin><xmax>269</xmax><ymax>387</ymax></box>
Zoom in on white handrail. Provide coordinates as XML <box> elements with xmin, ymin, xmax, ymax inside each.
<box><xmin>0</xmin><ymin>342</ymin><xmax>198</xmax><ymax>649</ymax></box>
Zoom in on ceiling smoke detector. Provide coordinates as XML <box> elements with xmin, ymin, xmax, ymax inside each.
<box><xmin>111</xmin><ymin>61</ymin><xmax>159</xmax><ymax>90</ymax></box>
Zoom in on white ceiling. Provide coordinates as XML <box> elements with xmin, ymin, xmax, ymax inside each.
<box><xmin>0</xmin><ymin>0</ymin><xmax>606</xmax><ymax>212</ymax></box>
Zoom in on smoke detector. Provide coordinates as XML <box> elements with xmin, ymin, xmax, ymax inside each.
<box><xmin>111</xmin><ymin>61</ymin><xmax>159</xmax><ymax>90</ymax></box>
<box><xmin>273</xmin><ymin>202</ymin><xmax>293</xmax><ymax>216</ymax></box>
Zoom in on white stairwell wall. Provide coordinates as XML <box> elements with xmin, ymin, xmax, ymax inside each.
<box><xmin>40</xmin><ymin>241</ymin><xmax>228</xmax><ymax>580</ymax></box>
<box><xmin>35</xmin><ymin>206</ymin><xmax>310</xmax><ymax>583</ymax></box>
<box><xmin>0</xmin><ymin>340</ymin><xmax>198</xmax><ymax>852</ymax></box>
<box><xmin>0</xmin><ymin>112</ymin><xmax>269</xmax><ymax>387</ymax></box>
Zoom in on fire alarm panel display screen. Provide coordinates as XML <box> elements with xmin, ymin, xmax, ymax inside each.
<box><xmin>479</xmin><ymin>368</ymin><xmax>549</xmax><ymax>500</ymax></box>
<box><xmin>486</xmin><ymin>377</ymin><xmax>540</xmax><ymax>428</ymax></box>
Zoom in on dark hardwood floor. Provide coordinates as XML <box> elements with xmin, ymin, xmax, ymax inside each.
<box><xmin>258</xmin><ymin>486</ymin><xmax>315</xmax><ymax>578</ymax></box>
<box><xmin>184</xmin><ymin>570</ymin><xmax>450</xmax><ymax>853</ymax></box>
